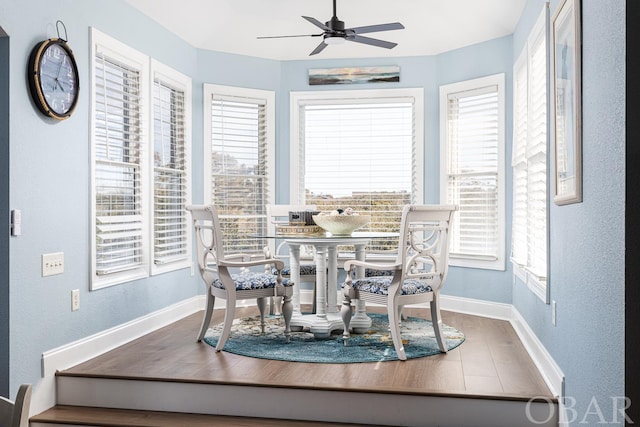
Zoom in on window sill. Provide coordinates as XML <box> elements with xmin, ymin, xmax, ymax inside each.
<box><xmin>91</xmin><ymin>267</ymin><xmax>149</xmax><ymax>291</ymax></box>
<box><xmin>449</xmin><ymin>254</ymin><xmax>505</xmax><ymax>271</ymax></box>
<box><xmin>512</xmin><ymin>260</ymin><xmax>548</xmax><ymax>303</ymax></box>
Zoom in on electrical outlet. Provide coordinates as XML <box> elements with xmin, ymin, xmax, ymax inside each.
<box><xmin>71</xmin><ymin>289</ymin><xmax>80</xmax><ymax>311</ymax></box>
<box><xmin>42</xmin><ymin>252</ymin><xmax>64</xmax><ymax>277</ymax></box>
<box><xmin>551</xmin><ymin>300</ymin><xmax>557</xmax><ymax>326</ymax></box>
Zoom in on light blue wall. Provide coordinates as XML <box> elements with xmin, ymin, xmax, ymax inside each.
<box><xmin>512</xmin><ymin>0</ymin><xmax>625</xmax><ymax>424</ymax></box>
<box><xmin>2</xmin><ymin>0</ymin><xmax>205</xmax><ymax>395</ymax></box>
<box><xmin>1</xmin><ymin>0</ymin><xmax>285</xmax><ymax>396</ymax></box>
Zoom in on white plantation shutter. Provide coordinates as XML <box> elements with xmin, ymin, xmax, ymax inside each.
<box><xmin>445</xmin><ymin>88</ymin><xmax>500</xmax><ymax>259</ymax></box>
<box><xmin>92</xmin><ymin>30</ymin><xmax>149</xmax><ymax>287</ymax></box>
<box><xmin>527</xmin><ymin>20</ymin><xmax>548</xmax><ymax>279</ymax></box>
<box><xmin>151</xmin><ymin>64</ymin><xmax>191</xmax><ymax>271</ymax></box>
<box><xmin>511</xmin><ymin>7</ymin><xmax>548</xmax><ymax>299</ymax></box>
<box><xmin>296</xmin><ymin>93</ymin><xmax>420</xmax><ymax>253</ymax></box>
<box><xmin>512</xmin><ymin>52</ymin><xmax>529</xmax><ymax>266</ymax></box>
<box><xmin>440</xmin><ymin>74</ymin><xmax>505</xmax><ymax>270</ymax></box>
<box><xmin>205</xmin><ymin>86</ymin><xmax>274</xmax><ymax>255</ymax></box>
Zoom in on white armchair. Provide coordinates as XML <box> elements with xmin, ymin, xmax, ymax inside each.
<box><xmin>341</xmin><ymin>204</ymin><xmax>457</xmax><ymax>360</ymax></box>
<box><xmin>187</xmin><ymin>205</ymin><xmax>295</xmax><ymax>351</ymax></box>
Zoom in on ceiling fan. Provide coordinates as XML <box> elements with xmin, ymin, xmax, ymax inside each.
<box><xmin>257</xmin><ymin>0</ymin><xmax>405</xmax><ymax>56</ymax></box>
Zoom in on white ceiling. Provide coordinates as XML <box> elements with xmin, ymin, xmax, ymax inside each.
<box><xmin>124</xmin><ymin>0</ymin><xmax>526</xmax><ymax>61</ymax></box>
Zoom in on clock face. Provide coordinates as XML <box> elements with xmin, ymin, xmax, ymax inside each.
<box><xmin>28</xmin><ymin>39</ymin><xmax>80</xmax><ymax>120</ymax></box>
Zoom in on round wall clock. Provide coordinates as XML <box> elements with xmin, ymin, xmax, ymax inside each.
<box><xmin>27</xmin><ymin>37</ymin><xmax>79</xmax><ymax>120</ymax></box>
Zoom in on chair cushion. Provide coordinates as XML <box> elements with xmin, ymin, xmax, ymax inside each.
<box><xmin>212</xmin><ymin>272</ymin><xmax>293</xmax><ymax>290</ymax></box>
<box><xmin>364</xmin><ymin>268</ymin><xmax>397</xmax><ymax>277</ymax></box>
<box><xmin>346</xmin><ymin>276</ymin><xmax>432</xmax><ymax>296</ymax></box>
<box><xmin>272</xmin><ymin>264</ymin><xmax>317</xmax><ymax>276</ymax></box>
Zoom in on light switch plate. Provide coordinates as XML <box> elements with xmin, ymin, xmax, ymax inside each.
<box><xmin>42</xmin><ymin>252</ymin><xmax>64</xmax><ymax>277</ymax></box>
<box><xmin>71</xmin><ymin>289</ymin><xmax>80</xmax><ymax>311</ymax></box>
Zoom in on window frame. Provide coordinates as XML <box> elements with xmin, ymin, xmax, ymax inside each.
<box><xmin>202</xmin><ymin>84</ymin><xmax>276</xmax><ymax>255</ymax></box>
<box><xmin>150</xmin><ymin>59</ymin><xmax>193</xmax><ymax>275</ymax></box>
<box><xmin>90</xmin><ymin>28</ymin><xmax>193</xmax><ymax>290</ymax></box>
<box><xmin>511</xmin><ymin>6</ymin><xmax>550</xmax><ymax>303</ymax></box>
<box><xmin>289</xmin><ymin>88</ymin><xmax>424</xmax><ymax>217</ymax></box>
<box><xmin>439</xmin><ymin>73</ymin><xmax>506</xmax><ymax>271</ymax></box>
<box><xmin>90</xmin><ymin>28</ymin><xmax>150</xmax><ymax>290</ymax></box>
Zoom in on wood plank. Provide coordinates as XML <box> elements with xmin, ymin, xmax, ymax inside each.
<box><xmin>59</xmin><ymin>306</ymin><xmax>554</xmax><ymax>400</ymax></box>
<box><xmin>31</xmin><ymin>405</ymin><xmax>376</xmax><ymax>427</ymax></box>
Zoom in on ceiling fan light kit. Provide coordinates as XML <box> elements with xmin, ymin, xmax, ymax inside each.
<box><xmin>257</xmin><ymin>0</ymin><xmax>404</xmax><ymax>56</ymax></box>
<box><xmin>324</xmin><ymin>35</ymin><xmax>345</xmax><ymax>45</ymax></box>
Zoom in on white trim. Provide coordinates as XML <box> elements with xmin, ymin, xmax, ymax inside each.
<box><xmin>149</xmin><ymin>59</ymin><xmax>193</xmax><ymax>275</ymax></box>
<box><xmin>441</xmin><ymin>294</ymin><xmax>564</xmax><ymax>399</ymax></box>
<box><xmin>54</xmin><ymin>376</ymin><xmax>557</xmax><ymax>426</ymax></box>
<box><xmin>202</xmin><ymin>84</ymin><xmax>276</xmax><ymax>208</ymax></box>
<box><xmin>289</xmin><ymin>88</ymin><xmax>424</xmax><ymax>205</ymax></box>
<box><xmin>513</xmin><ymin>261</ymin><xmax>547</xmax><ymax>302</ymax></box>
<box><xmin>33</xmin><ymin>296</ymin><xmax>204</xmax><ymax>415</ymax></box>
<box><xmin>440</xmin><ymin>294</ymin><xmax>513</xmax><ymax>320</ymax></box>
<box><xmin>89</xmin><ymin>27</ymin><xmax>151</xmax><ymax>290</ymax></box>
<box><xmin>439</xmin><ymin>74</ymin><xmax>506</xmax><ymax>271</ymax></box>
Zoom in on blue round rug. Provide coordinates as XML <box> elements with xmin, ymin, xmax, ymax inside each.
<box><xmin>203</xmin><ymin>312</ymin><xmax>465</xmax><ymax>363</ymax></box>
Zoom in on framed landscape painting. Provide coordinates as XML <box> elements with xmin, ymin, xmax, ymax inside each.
<box><xmin>552</xmin><ymin>0</ymin><xmax>582</xmax><ymax>205</ymax></box>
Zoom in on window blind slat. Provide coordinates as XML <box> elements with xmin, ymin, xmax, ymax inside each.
<box><xmin>300</xmin><ymin>101</ymin><xmax>415</xmax><ymax>252</ymax></box>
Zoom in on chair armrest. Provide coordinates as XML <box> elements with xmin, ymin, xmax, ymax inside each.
<box><xmin>343</xmin><ymin>259</ymin><xmax>402</xmax><ymax>272</ymax></box>
<box><xmin>224</xmin><ymin>253</ymin><xmax>265</xmax><ymax>262</ymax></box>
<box><xmin>219</xmin><ymin>258</ymin><xmax>285</xmax><ymax>270</ymax></box>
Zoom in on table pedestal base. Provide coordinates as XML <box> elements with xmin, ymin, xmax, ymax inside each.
<box><xmin>291</xmin><ymin>311</ymin><xmax>371</xmax><ymax>339</ymax></box>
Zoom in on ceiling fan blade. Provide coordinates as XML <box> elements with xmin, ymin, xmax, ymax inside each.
<box><xmin>348</xmin><ymin>22</ymin><xmax>405</xmax><ymax>35</ymax></box>
<box><xmin>348</xmin><ymin>35</ymin><xmax>398</xmax><ymax>49</ymax></box>
<box><xmin>309</xmin><ymin>41</ymin><xmax>328</xmax><ymax>56</ymax></box>
<box><xmin>302</xmin><ymin>16</ymin><xmax>331</xmax><ymax>31</ymax></box>
<box><xmin>257</xmin><ymin>33</ymin><xmax>323</xmax><ymax>39</ymax></box>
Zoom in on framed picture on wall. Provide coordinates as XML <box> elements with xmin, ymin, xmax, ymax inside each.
<box><xmin>552</xmin><ymin>0</ymin><xmax>582</xmax><ymax>205</ymax></box>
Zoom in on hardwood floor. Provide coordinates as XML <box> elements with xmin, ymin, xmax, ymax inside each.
<box><xmin>58</xmin><ymin>305</ymin><xmax>553</xmax><ymax>401</ymax></box>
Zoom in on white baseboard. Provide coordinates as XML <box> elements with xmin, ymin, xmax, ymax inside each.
<box><xmin>33</xmin><ymin>291</ymin><xmax>564</xmax><ymax>422</ymax></box>
<box><xmin>441</xmin><ymin>294</ymin><xmax>564</xmax><ymax>400</ymax></box>
<box><xmin>34</xmin><ymin>296</ymin><xmax>205</xmax><ymax>416</ymax></box>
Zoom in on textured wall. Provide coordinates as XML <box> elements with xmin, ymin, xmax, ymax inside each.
<box><xmin>512</xmin><ymin>0</ymin><xmax>626</xmax><ymax>424</ymax></box>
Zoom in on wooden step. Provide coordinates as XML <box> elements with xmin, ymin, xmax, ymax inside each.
<box><xmin>31</xmin><ymin>405</ymin><xmax>370</xmax><ymax>427</ymax></box>
<box><xmin>39</xmin><ymin>308</ymin><xmax>559</xmax><ymax>426</ymax></box>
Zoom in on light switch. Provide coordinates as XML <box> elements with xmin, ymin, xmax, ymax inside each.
<box><xmin>11</xmin><ymin>209</ymin><xmax>21</xmax><ymax>236</ymax></box>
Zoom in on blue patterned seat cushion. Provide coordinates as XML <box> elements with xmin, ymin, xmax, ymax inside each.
<box><xmin>345</xmin><ymin>276</ymin><xmax>432</xmax><ymax>296</ymax></box>
<box><xmin>212</xmin><ymin>272</ymin><xmax>293</xmax><ymax>290</ymax></box>
<box><xmin>364</xmin><ymin>268</ymin><xmax>397</xmax><ymax>277</ymax></box>
<box><xmin>272</xmin><ymin>264</ymin><xmax>317</xmax><ymax>276</ymax></box>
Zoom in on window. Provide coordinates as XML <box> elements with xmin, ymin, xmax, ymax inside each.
<box><xmin>440</xmin><ymin>74</ymin><xmax>506</xmax><ymax>270</ymax></box>
<box><xmin>203</xmin><ymin>84</ymin><xmax>275</xmax><ymax>255</ymax></box>
<box><xmin>151</xmin><ymin>60</ymin><xmax>192</xmax><ymax>274</ymax></box>
<box><xmin>291</xmin><ymin>89</ymin><xmax>424</xmax><ymax>253</ymax></box>
<box><xmin>512</xmin><ymin>7</ymin><xmax>549</xmax><ymax>301</ymax></box>
<box><xmin>90</xmin><ymin>29</ymin><xmax>191</xmax><ymax>289</ymax></box>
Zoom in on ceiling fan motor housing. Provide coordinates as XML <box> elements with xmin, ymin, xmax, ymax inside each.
<box><xmin>327</xmin><ymin>16</ymin><xmax>345</xmax><ymax>32</ymax></box>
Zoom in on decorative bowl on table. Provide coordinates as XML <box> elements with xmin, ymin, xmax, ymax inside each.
<box><xmin>312</xmin><ymin>212</ymin><xmax>370</xmax><ymax>236</ymax></box>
